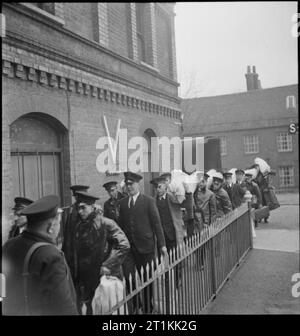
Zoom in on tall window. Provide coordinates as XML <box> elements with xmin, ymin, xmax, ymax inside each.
<box><xmin>135</xmin><ymin>3</ymin><xmax>146</xmax><ymax>62</ymax></box>
<box><xmin>277</xmin><ymin>133</ymin><xmax>293</xmax><ymax>152</ymax></box>
<box><xmin>279</xmin><ymin>166</ymin><xmax>294</xmax><ymax>187</ymax></box>
<box><xmin>286</xmin><ymin>95</ymin><xmax>296</xmax><ymax>109</ymax></box>
<box><xmin>220</xmin><ymin>136</ymin><xmax>227</xmax><ymax>156</ymax></box>
<box><xmin>244</xmin><ymin>135</ymin><xmax>259</xmax><ymax>154</ymax></box>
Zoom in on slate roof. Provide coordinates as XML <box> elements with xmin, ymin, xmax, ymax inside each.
<box><xmin>182</xmin><ymin>84</ymin><xmax>298</xmax><ymax>135</ymax></box>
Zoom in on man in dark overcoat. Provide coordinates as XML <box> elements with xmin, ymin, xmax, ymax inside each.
<box><xmin>2</xmin><ymin>195</ymin><xmax>78</xmax><ymax>315</ymax></box>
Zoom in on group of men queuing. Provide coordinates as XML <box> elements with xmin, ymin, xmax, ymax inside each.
<box><xmin>2</xmin><ymin>165</ymin><xmax>275</xmax><ymax>316</ymax></box>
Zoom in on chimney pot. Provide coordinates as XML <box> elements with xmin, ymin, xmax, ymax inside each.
<box><xmin>247</xmin><ymin>65</ymin><xmax>251</xmax><ymax>74</ymax></box>
<box><xmin>252</xmin><ymin>66</ymin><xmax>256</xmax><ymax>73</ymax></box>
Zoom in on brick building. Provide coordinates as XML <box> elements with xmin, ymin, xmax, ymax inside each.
<box><xmin>2</xmin><ymin>3</ymin><xmax>182</xmax><ymax>242</ymax></box>
<box><xmin>182</xmin><ymin>67</ymin><xmax>298</xmax><ymax>192</ymax></box>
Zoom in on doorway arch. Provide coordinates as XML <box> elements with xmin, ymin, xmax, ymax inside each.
<box><xmin>10</xmin><ymin>113</ymin><xmax>69</xmax><ymax>205</ymax></box>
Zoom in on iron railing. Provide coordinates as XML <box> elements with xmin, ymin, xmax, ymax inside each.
<box><xmin>94</xmin><ymin>203</ymin><xmax>253</xmax><ymax>315</ymax></box>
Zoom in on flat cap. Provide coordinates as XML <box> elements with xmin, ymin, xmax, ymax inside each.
<box><xmin>235</xmin><ymin>169</ymin><xmax>245</xmax><ymax>175</ymax></box>
<box><xmin>20</xmin><ymin>195</ymin><xmax>60</xmax><ymax>222</ymax></box>
<box><xmin>70</xmin><ymin>185</ymin><xmax>89</xmax><ymax>192</ymax></box>
<box><xmin>76</xmin><ymin>191</ymin><xmax>99</xmax><ymax>205</ymax></box>
<box><xmin>244</xmin><ymin>169</ymin><xmax>253</xmax><ymax>177</ymax></box>
<box><xmin>103</xmin><ymin>181</ymin><xmax>118</xmax><ymax>191</ymax></box>
<box><xmin>124</xmin><ymin>171</ymin><xmax>143</xmax><ymax>183</ymax></box>
<box><xmin>212</xmin><ymin>172</ymin><xmax>224</xmax><ymax>182</ymax></box>
<box><xmin>12</xmin><ymin>197</ymin><xmax>33</xmax><ymax>211</ymax></box>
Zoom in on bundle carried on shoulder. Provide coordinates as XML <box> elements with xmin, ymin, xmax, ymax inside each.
<box><xmin>169</xmin><ymin>169</ymin><xmax>203</xmax><ymax>194</ymax></box>
<box><xmin>254</xmin><ymin>157</ymin><xmax>271</xmax><ymax>176</ymax></box>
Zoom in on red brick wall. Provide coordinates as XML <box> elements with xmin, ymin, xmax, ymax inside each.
<box><xmin>156</xmin><ymin>6</ymin><xmax>172</xmax><ymax>79</ymax></box>
<box><xmin>64</xmin><ymin>3</ymin><xmax>99</xmax><ymax>42</ymax></box>
<box><xmin>107</xmin><ymin>3</ymin><xmax>130</xmax><ymax>58</ymax></box>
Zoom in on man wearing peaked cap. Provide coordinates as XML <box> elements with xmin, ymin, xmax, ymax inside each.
<box><xmin>12</xmin><ymin>197</ymin><xmax>33</xmax><ymax>211</ymax></box>
<box><xmin>9</xmin><ymin>197</ymin><xmax>34</xmax><ymax>239</ymax></box>
<box><xmin>103</xmin><ymin>181</ymin><xmax>126</xmax><ymax>224</ymax></box>
<box><xmin>71</xmin><ymin>190</ymin><xmax>129</xmax><ymax>315</ymax></box>
<box><xmin>119</xmin><ymin>171</ymin><xmax>167</xmax><ymax>313</ymax></box>
<box><xmin>210</xmin><ymin>172</ymin><xmax>232</xmax><ymax>217</ymax></box>
<box><xmin>70</xmin><ymin>184</ymin><xmax>89</xmax><ymax>194</ymax></box>
<box><xmin>2</xmin><ymin>194</ymin><xmax>78</xmax><ymax>315</ymax></box>
<box><xmin>222</xmin><ymin>172</ymin><xmax>234</xmax><ymax>206</ymax></box>
<box><xmin>124</xmin><ymin>171</ymin><xmax>143</xmax><ymax>183</ymax></box>
<box><xmin>232</xmin><ymin>170</ymin><xmax>247</xmax><ymax>209</ymax></box>
<box><xmin>61</xmin><ymin>184</ymin><xmax>90</xmax><ymax>278</ymax></box>
<box><xmin>76</xmin><ymin>189</ymin><xmax>129</xmax><ymax>315</ymax></box>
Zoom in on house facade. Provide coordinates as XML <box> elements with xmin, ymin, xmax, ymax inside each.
<box><xmin>182</xmin><ymin>67</ymin><xmax>298</xmax><ymax>192</ymax></box>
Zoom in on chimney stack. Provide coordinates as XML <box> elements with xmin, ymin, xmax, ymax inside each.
<box><xmin>245</xmin><ymin>66</ymin><xmax>262</xmax><ymax>91</ymax></box>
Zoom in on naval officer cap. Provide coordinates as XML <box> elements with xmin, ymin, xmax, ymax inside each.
<box><xmin>150</xmin><ymin>176</ymin><xmax>167</xmax><ymax>186</ymax></box>
<box><xmin>223</xmin><ymin>172</ymin><xmax>233</xmax><ymax>178</ymax></box>
<box><xmin>19</xmin><ymin>195</ymin><xmax>61</xmax><ymax>222</ymax></box>
<box><xmin>159</xmin><ymin>172</ymin><xmax>172</xmax><ymax>180</ymax></box>
<box><xmin>70</xmin><ymin>185</ymin><xmax>89</xmax><ymax>192</ymax></box>
<box><xmin>124</xmin><ymin>172</ymin><xmax>143</xmax><ymax>184</ymax></box>
<box><xmin>12</xmin><ymin>197</ymin><xmax>33</xmax><ymax>211</ymax></box>
<box><xmin>103</xmin><ymin>181</ymin><xmax>118</xmax><ymax>191</ymax></box>
<box><xmin>76</xmin><ymin>191</ymin><xmax>99</xmax><ymax>205</ymax></box>
<box><xmin>235</xmin><ymin>169</ymin><xmax>245</xmax><ymax>175</ymax></box>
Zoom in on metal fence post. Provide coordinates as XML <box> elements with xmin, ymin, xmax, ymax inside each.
<box><xmin>247</xmin><ymin>202</ymin><xmax>254</xmax><ymax>249</ymax></box>
<box><xmin>209</xmin><ymin>235</ymin><xmax>217</xmax><ymax>295</ymax></box>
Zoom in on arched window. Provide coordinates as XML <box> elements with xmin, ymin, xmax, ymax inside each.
<box><xmin>10</xmin><ymin>114</ymin><xmax>67</xmax><ymax>204</ymax></box>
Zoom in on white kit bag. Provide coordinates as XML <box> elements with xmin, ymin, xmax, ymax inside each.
<box><xmin>92</xmin><ymin>275</ymin><xmax>126</xmax><ymax>315</ymax></box>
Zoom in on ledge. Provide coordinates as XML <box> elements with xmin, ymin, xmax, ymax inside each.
<box><xmin>19</xmin><ymin>3</ymin><xmax>65</xmax><ymax>26</ymax></box>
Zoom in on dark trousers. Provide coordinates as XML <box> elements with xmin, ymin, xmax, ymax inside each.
<box><xmin>122</xmin><ymin>245</ymin><xmax>155</xmax><ymax>314</ymax></box>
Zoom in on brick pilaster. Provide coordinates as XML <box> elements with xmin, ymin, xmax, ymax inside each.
<box><xmin>54</xmin><ymin>3</ymin><xmax>64</xmax><ymax>21</ymax></box>
<box><xmin>97</xmin><ymin>3</ymin><xmax>109</xmax><ymax>47</ymax></box>
<box><xmin>128</xmin><ymin>3</ymin><xmax>138</xmax><ymax>61</ymax></box>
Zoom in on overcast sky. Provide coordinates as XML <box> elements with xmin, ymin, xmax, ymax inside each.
<box><xmin>175</xmin><ymin>2</ymin><xmax>298</xmax><ymax>98</ymax></box>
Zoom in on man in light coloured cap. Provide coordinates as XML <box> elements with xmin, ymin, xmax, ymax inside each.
<box><xmin>72</xmin><ymin>191</ymin><xmax>130</xmax><ymax>315</ymax></box>
<box><xmin>210</xmin><ymin>172</ymin><xmax>232</xmax><ymax>217</ymax></box>
<box><xmin>2</xmin><ymin>195</ymin><xmax>78</xmax><ymax>315</ymax></box>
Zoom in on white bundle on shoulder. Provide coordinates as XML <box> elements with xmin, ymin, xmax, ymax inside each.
<box><xmin>92</xmin><ymin>275</ymin><xmax>126</xmax><ymax>315</ymax></box>
<box><xmin>169</xmin><ymin>170</ymin><xmax>186</xmax><ymax>196</ymax></box>
<box><xmin>228</xmin><ymin>168</ymin><xmax>237</xmax><ymax>184</ymax></box>
<box><xmin>254</xmin><ymin>157</ymin><xmax>270</xmax><ymax>175</ymax></box>
<box><xmin>169</xmin><ymin>170</ymin><xmax>202</xmax><ymax>194</ymax></box>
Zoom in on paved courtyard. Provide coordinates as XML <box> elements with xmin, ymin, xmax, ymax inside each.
<box><xmin>203</xmin><ymin>193</ymin><xmax>300</xmax><ymax>314</ymax></box>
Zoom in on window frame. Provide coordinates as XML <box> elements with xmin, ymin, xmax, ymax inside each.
<box><xmin>277</xmin><ymin>133</ymin><xmax>293</xmax><ymax>152</ymax></box>
<box><xmin>279</xmin><ymin>166</ymin><xmax>294</xmax><ymax>187</ymax></box>
<box><xmin>244</xmin><ymin>135</ymin><xmax>259</xmax><ymax>154</ymax></box>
